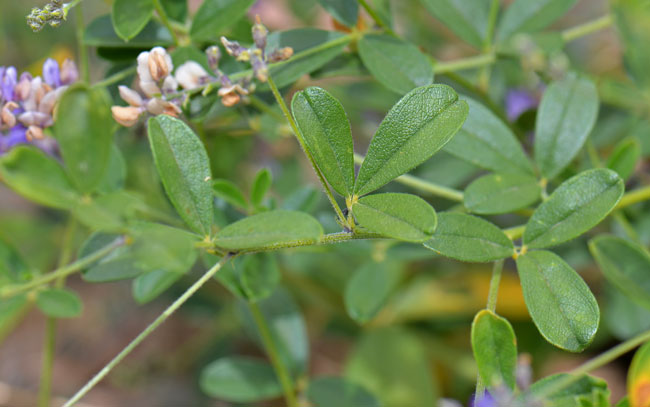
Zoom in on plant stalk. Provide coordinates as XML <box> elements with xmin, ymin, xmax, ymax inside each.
<box><xmin>152</xmin><ymin>0</ymin><xmax>179</xmax><ymax>46</ymax></box>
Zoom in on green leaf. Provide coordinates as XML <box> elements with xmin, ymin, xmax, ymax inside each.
<box><xmin>420</xmin><ymin>0</ymin><xmax>489</xmax><ymax>48</ymax></box>
<box><xmin>523</xmin><ymin>169</ymin><xmax>624</xmax><ymax>249</ymax></box>
<box><xmin>84</xmin><ymin>15</ymin><xmax>173</xmax><ymax>48</ymax></box>
<box><xmin>352</xmin><ymin>193</ymin><xmax>437</xmax><ymax>243</ymax></box>
<box><xmin>358</xmin><ymin>34</ymin><xmax>434</xmax><ymax>95</ymax></box>
<box><xmin>316</xmin><ymin>0</ymin><xmax>358</xmax><ymax>26</ymax></box>
<box><xmin>515</xmin><ymin>250</ymin><xmax>599</xmax><ymax>352</ymax></box>
<box><xmin>611</xmin><ymin>0</ymin><xmax>650</xmax><ymax>88</ymax></box>
<box><xmin>0</xmin><ymin>239</ymin><xmax>31</xmax><ymax>285</ymax></box>
<box><xmin>629</xmin><ymin>341</ymin><xmax>650</xmax><ymax>407</ymax></box>
<box><xmin>200</xmin><ymin>357</ymin><xmax>282</xmax><ymax>402</ymax></box>
<box><xmin>147</xmin><ymin>115</ymin><xmax>213</xmax><ymax>235</ymax></box>
<box><xmin>160</xmin><ymin>0</ymin><xmax>187</xmax><ymax>23</ymax></box>
<box><xmin>250</xmin><ymin>168</ymin><xmax>272</xmax><ymax>207</ymax></box>
<box><xmin>213</xmin><ymin>179</ymin><xmax>248</xmax><ymax>209</ymax></box>
<box><xmin>72</xmin><ymin>191</ymin><xmax>142</xmax><ymax>231</ymax></box>
<box><xmin>464</xmin><ymin>173</ymin><xmax>541</xmax><ymax>214</ymax></box>
<box><xmin>217</xmin><ymin>253</ymin><xmax>280</xmax><ymax>301</ymax></box>
<box><xmin>496</xmin><ymin>0</ymin><xmax>579</xmax><ymax>42</ymax></box>
<box><xmin>240</xmin><ymin>288</ymin><xmax>309</xmax><ymax>376</ymax></box>
<box><xmin>36</xmin><ymin>288</ymin><xmax>83</xmax><ymax>318</ymax></box>
<box><xmin>604</xmin><ymin>286</ymin><xmax>650</xmax><ymax>340</ymax></box>
<box><xmin>471</xmin><ymin>310</ymin><xmax>517</xmax><ymax>390</ymax></box>
<box><xmin>534</xmin><ymin>73</ymin><xmax>599</xmax><ymax>179</ymax></box>
<box><xmin>214</xmin><ymin>210</ymin><xmax>323</xmax><ymax>251</ymax></box>
<box><xmin>345</xmin><ymin>327</ymin><xmax>438</xmax><ymax>407</ymax></box>
<box><xmin>111</xmin><ymin>0</ymin><xmax>154</xmax><ymax>41</ymax></box>
<box><xmin>265</xmin><ymin>29</ymin><xmax>350</xmax><ymax>88</ymax></box>
<box><xmin>589</xmin><ymin>235</ymin><xmax>650</xmax><ymax>310</ymax></box>
<box><xmin>307</xmin><ymin>377</ymin><xmax>380</xmax><ymax>407</ymax></box>
<box><xmin>132</xmin><ymin>270</ymin><xmax>182</xmax><ymax>304</ymax></box>
<box><xmin>190</xmin><ymin>0</ymin><xmax>256</xmax><ymax>42</ymax></box>
<box><xmin>355</xmin><ymin>85</ymin><xmax>468</xmax><ymax>196</ymax></box>
<box><xmin>424</xmin><ymin>212</ymin><xmax>514</xmax><ymax>262</ymax></box>
<box><xmin>54</xmin><ymin>85</ymin><xmax>114</xmax><ymax>193</ymax></box>
<box><xmin>345</xmin><ymin>261</ymin><xmax>400</xmax><ymax>323</ymax></box>
<box><xmin>527</xmin><ymin>373</ymin><xmax>610</xmax><ymax>407</ymax></box>
<box><xmin>80</xmin><ymin>233</ymin><xmax>143</xmax><ymax>282</ymax></box>
<box><xmin>606</xmin><ymin>137</ymin><xmax>641</xmax><ymax>181</ymax></box>
<box><xmin>0</xmin><ymin>296</ymin><xmax>29</xmax><ymax>336</ymax></box>
<box><xmin>0</xmin><ymin>146</ymin><xmax>79</xmax><ymax>209</ymax></box>
<box><xmin>444</xmin><ymin>97</ymin><xmax>534</xmax><ymax>174</ymax></box>
<box><xmin>96</xmin><ymin>144</ymin><xmax>127</xmax><ymax>194</ymax></box>
<box><xmin>291</xmin><ymin>87</ymin><xmax>355</xmax><ymax>197</ymax></box>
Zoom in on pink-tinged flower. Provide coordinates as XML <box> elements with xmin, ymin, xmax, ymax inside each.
<box><xmin>137</xmin><ymin>47</ymin><xmax>175</xmax><ymax>97</ymax></box>
<box><xmin>60</xmin><ymin>59</ymin><xmax>79</xmax><ymax>85</ymax></box>
<box><xmin>111</xmin><ymin>106</ymin><xmax>145</xmax><ymax>127</ymax></box>
<box><xmin>175</xmin><ymin>61</ymin><xmax>212</xmax><ymax>90</ymax></box>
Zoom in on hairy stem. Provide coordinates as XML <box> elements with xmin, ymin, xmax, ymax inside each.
<box><xmin>152</xmin><ymin>0</ymin><xmax>179</xmax><ymax>46</ymax></box>
<box><xmin>267</xmin><ymin>75</ymin><xmax>348</xmax><ymax>225</ymax></box>
<box><xmin>249</xmin><ymin>302</ymin><xmax>298</xmax><ymax>407</ymax></box>
<box><xmin>0</xmin><ymin>237</ymin><xmax>124</xmax><ymax>300</ymax></box>
<box><xmin>62</xmin><ymin>256</ymin><xmax>231</xmax><ymax>407</ymax></box>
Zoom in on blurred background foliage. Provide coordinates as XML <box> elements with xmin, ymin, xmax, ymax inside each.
<box><xmin>1</xmin><ymin>0</ymin><xmax>649</xmax><ymax>406</ymax></box>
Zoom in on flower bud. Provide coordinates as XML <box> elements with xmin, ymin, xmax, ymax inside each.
<box><xmin>252</xmin><ymin>16</ymin><xmax>268</xmax><ymax>51</ymax></box>
<box><xmin>221</xmin><ymin>37</ymin><xmax>250</xmax><ymax>61</ymax></box>
<box><xmin>14</xmin><ymin>73</ymin><xmax>32</xmax><ymax>101</ymax></box>
<box><xmin>161</xmin><ymin>76</ymin><xmax>178</xmax><ymax>95</ymax></box>
<box><xmin>18</xmin><ymin>110</ymin><xmax>52</xmax><ymax>127</ymax></box>
<box><xmin>268</xmin><ymin>47</ymin><xmax>294</xmax><ymax>63</ymax></box>
<box><xmin>111</xmin><ymin>106</ymin><xmax>144</xmax><ymax>127</ymax></box>
<box><xmin>26</xmin><ymin>125</ymin><xmax>44</xmax><ymax>141</ymax></box>
<box><xmin>148</xmin><ymin>47</ymin><xmax>173</xmax><ymax>82</ymax></box>
<box><xmin>175</xmin><ymin>61</ymin><xmax>211</xmax><ymax>90</ymax></box>
<box><xmin>42</xmin><ymin>58</ymin><xmax>61</xmax><ymax>88</ymax></box>
<box><xmin>60</xmin><ymin>59</ymin><xmax>79</xmax><ymax>85</ymax></box>
<box><xmin>146</xmin><ymin>98</ymin><xmax>181</xmax><ymax>117</ymax></box>
<box><xmin>206</xmin><ymin>46</ymin><xmax>221</xmax><ymax>72</ymax></box>
<box><xmin>250</xmin><ymin>51</ymin><xmax>268</xmax><ymax>82</ymax></box>
<box><xmin>118</xmin><ymin>85</ymin><xmax>143</xmax><ymax>107</ymax></box>
<box><xmin>1</xmin><ymin>102</ymin><xmax>18</xmax><ymax>128</ymax></box>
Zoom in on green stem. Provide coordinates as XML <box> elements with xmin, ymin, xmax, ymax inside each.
<box><xmin>152</xmin><ymin>0</ymin><xmax>179</xmax><ymax>46</ymax></box>
<box><xmin>74</xmin><ymin>2</ymin><xmax>89</xmax><ymax>82</ymax></box>
<box><xmin>475</xmin><ymin>259</ymin><xmax>505</xmax><ymax>402</ymax></box>
<box><xmin>562</xmin><ymin>14</ymin><xmax>613</xmax><ymax>43</ymax></box>
<box><xmin>233</xmin><ymin>231</ymin><xmax>384</xmax><ymax>255</ymax></box>
<box><xmin>38</xmin><ymin>218</ymin><xmax>77</xmax><ymax>407</ymax></box>
<box><xmin>478</xmin><ymin>0</ymin><xmax>500</xmax><ymax>91</ymax></box>
<box><xmin>0</xmin><ymin>237</ymin><xmax>124</xmax><ymax>300</ymax></box>
<box><xmin>267</xmin><ymin>75</ymin><xmax>348</xmax><ymax>225</ymax></box>
<box><xmin>357</xmin><ymin>0</ymin><xmax>397</xmax><ymax>37</ymax></box>
<box><xmin>434</xmin><ymin>53</ymin><xmax>496</xmax><ymax>74</ymax></box>
<box><xmin>617</xmin><ymin>185</ymin><xmax>650</xmax><ymax>209</ymax></box>
<box><xmin>533</xmin><ymin>328</ymin><xmax>650</xmax><ymax>400</ymax></box>
<box><xmin>504</xmin><ymin>225</ymin><xmax>525</xmax><ymax>241</ymax></box>
<box><xmin>353</xmin><ymin>153</ymin><xmax>464</xmax><ymax>202</ymax></box>
<box><xmin>62</xmin><ymin>256</ymin><xmax>231</xmax><ymax>407</ymax></box>
<box><xmin>249</xmin><ymin>302</ymin><xmax>298</xmax><ymax>407</ymax></box>
<box><xmin>92</xmin><ymin>66</ymin><xmax>137</xmax><ymax>89</ymax></box>
<box><xmin>247</xmin><ymin>94</ymin><xmax>284</xmax><ymax>121</ymax></box>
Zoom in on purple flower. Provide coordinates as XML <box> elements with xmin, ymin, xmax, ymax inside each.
<box><xmin>1</xmin><ymin>66</ymin><xmax>18</xmax><ymax>101</ymax></box>
<box><xmin>42</xmin><ymin>58</ymin><xmax>61</xmax><ymax>88</ymax></box>
<box><xmin>505</xmin><ymin>89</ymin><xmax>537</xmax><ymax>122</ymax></box>
<box><xmin>473</xmin><ymin>393</ymin><xmax>497</xmax><ymax>407</ymax></box>
<box><xmin>0</xmin><ymin>124</ymin><xmax>28</xmax><ymax>154</ymax></box>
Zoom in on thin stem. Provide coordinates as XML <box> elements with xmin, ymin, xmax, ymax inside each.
<box><xmin>233</xmin><ymin>231</ymin><xmax>384</xmax><ymax>255</ymax></box>
<box><xmin>562</xmin><ymin>14</ymin><xmax>613</xmax><ymax>43</ymax></box>
<box><xmin>267</xmin><ymin>75</ymin><xmax>347</xmax><ymax>225</ymax></box>
<box><xmin>74</xmin><ymin>2</ymin><xmax>89</xmax><ymax>82</ymax></box>
<box><xmin>357</xmin><ymin>0</ymin><xmax>397</xmax><ymax>37</ymax></box>
<box><xmin>249</xmin><ymin>302</ymin><xmax>298</xmax><ymax>407</ymax></box>
<box><xmin>353</xmin><ymin>153</ymin><xmax>464</xmax><ymax>202</ymax></box>
<box><xmin>434</xmin><ymin>53</ymin><xmax>496</xmax><ymax>74</ymax></box>
<box><xmin>38</xmin><ymin>218</ymin><xmax>77</xmax><ymax>407</ymax></box>
<box><xmin>247</xmin><ymin>94</ymin><xmax>284</xmax><ymax>121</ymax></box>
<box><xmin>478</xmin><ymin>0</ymin><xmax>500</xmax><ymax>91</ymax></box>
<box><xmin>152</xmin><ymin>0</ymin><xmax>179</xmax><ymax>46</ymax></box>
<box><xmin>504</xmin><ymin>225</ymin><xmax>525</xmax><ymax>241</ymax></box>
<box><xmin>532</xmin><ymin>328</ymin><xmax>650</xmax><ymax>401</ymax></box>
<box><xmin>475</xmin><ymin>259</ymin><xmax>505</xmax><ymax>402</ymax></box>
<box><xmin>486</xmin><ymin>260</ymin><xmax>504</xmax><ymax>313</ymax></box>
<box><xmin>0</xmin><ymin>237</ymin><xmax>125</xmax><ymax>300</ymax></box>
<box><xmin>617</xmin><ymin>185</ymin><xmax>650</xmax><ymax>209</ymax></box>
<box><xmin>62</xmin><ymin>256</ymin><xmax>231</xmax><ymax>407</ymax></box>
<box><xmin>92</xmin><ymin>66</ymin><xmax>137</xmax><ymax>89</ymax></box>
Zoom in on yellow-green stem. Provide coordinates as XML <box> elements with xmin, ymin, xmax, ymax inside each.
<box><xmin>562</xmin><ymin>14</ymin><xmax>613</xmax><ymax>43</ymax></box>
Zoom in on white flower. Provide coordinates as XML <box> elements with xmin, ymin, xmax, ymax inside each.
<box><xmin>137</xmin><ymin>47</ymin><xmax>174</xmax><ymax>97</ymax></box>
<box><xmin>175</xmin><ymin>61</ymin><xmax>211</xmax><ymax>90</ymax></box>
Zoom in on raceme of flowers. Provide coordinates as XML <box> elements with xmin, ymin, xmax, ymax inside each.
<box><xmin>111</xmin><ymin>18</ymin><xmax>293</xmax><ymax>127</ymax></box>
<box><xmin>0</xmin><ymin>58</ymin><xmax>78</xmax><ymax>155</ymax></box>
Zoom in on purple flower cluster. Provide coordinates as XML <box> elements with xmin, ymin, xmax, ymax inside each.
<box><xmin>0</xmin><ymin>58</ymin><xmax>78</xmax><ymax>155</ymax></box>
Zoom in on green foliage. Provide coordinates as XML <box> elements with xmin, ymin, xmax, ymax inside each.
<box><xmin>516</xmin><ymin>250</ymin><xmax>599</xmax><ymax>352</ymax></box>
<box><xmin>524</xmin><ymin>169</ymin><xmax>624</xmax><ymax>249</ymax></box>
<box><xmin>111</xmin><ymin>0</ymin><xmax>154</xmax><ymax>41</ymax></box>
<box><xmin>306</xmin><ymin>377</ymin><xmax>380</xmax><ymax>407</ymax></box>
<box><xmin>147</xmin><ymin>115</ymin><xmax>214</xmax><ymax>235</ymax></box>
<box><xmin>214</xmin><ymin>210</ymin><xmax>323</xmax><ymax>251</ymax></box>
<box><xmin>212</xmin><ymin>179</ymin><xmax>248</xmax><ymax>209</ymax></box>
<box><xmin>190</xmin><ymin>0</ymin><xmax>256</xmax><ymax>42</ymax></box>
<box><xmin>628</xmin><ymin>341</ymin><xmax>650</xmax><ymax>407</ymax></box>
<box><xmin>217</xmin><ymin>253</ymin><xmax>280</xmax><ymax>301</ymax></box>
<box><xmin>358</xmin><ymin>34</ymin><xmax>434</xmax><ymax>95</ymax></box>
<box><xmin>424</xmin><ymin>212</ymin><xmax>514</xmax><ymax>262</ymax></box>
<box><xmin>589</xmin><ymin>235</ymin><xmax>650</xmax><ymax>310</ymax></box>
<box><xmin>250</xmin><ymin>168</ymin><xmax>272</xmax><ymax>208</ymax></box>
<box><xmin>497</xmin><ymin>0</ymin><xmax>579</xmax><ymax>41</ymax></box>
<box><xmin>420</xmin><ymin>0</ymin><xmax>489</xmax><ymax>48</ymax></box>
<box><xmin>606</xmin><ymin>137</ymin><xmax>641</xmax><ymax>180</ymax></box>
<box><xmin>355</xmin><ymin>85</ymin><xmax>468</xmax><ymax>196</ymax></box>
<box><xmin>527</xmin><ymin>373</ymin><xmax>610</xmax><ymax>406</ymax></box>
<box><xmin>316</xmin><ymin>0</ymin><xmax>358</xmax><ymax>27</ymax></box>
<box><xmin>352</xmin><ymin>193</ymin><xmax>437</xmax><ymax>242</ymax></box>
<box><xmin>292</xmin><ymin>86</ymin><xmax>355</xmax><ymax>197</ymax></box>
<box><xmin>471</xmin><ymin>310</ymin><xmax>517</xmax><ymax>389</ymax></box>
<box><xmin>345</xmin><ymin>261</ymin><xmax>400</xmax><ymax>323</ymax></box>
<box><xmin>199</xmin><ymin>357</ymin><xmax>282</xmax><ymax>402</ymax></box>
<box><xmin>84</xmin><ymin>15</ymin><xmax>173</xmax><ymax>48</ymax></box>
<box><xmin>534</xmin><ymin>74</ymin><xmax>599</xmax><ymax>179</ymax></box>
<box><xmin>36</xmin><ymin>288</ymin><xmax>83</xmax><ymax>318</ymax></box>
<box><xmin>464</xmin><ymin>173</ymin><xmax>541</xmax><ymax>214</ymax></box>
